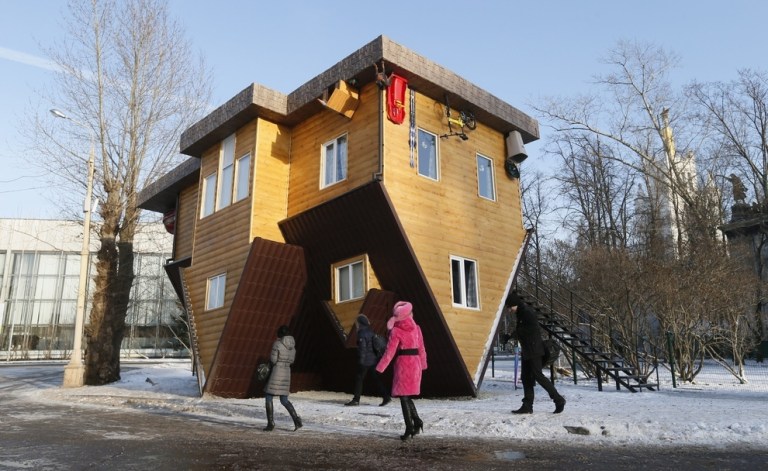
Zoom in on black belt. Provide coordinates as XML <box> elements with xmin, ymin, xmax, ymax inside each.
<box><xmin>397</xmin><ymin>348</ymin><xmax>418</xmax><ymax>356</ymax></box>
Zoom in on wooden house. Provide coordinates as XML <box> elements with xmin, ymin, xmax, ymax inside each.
<box><xmin>138</xmin><ymin>36</ymin><xmax>538</xmax><ymax>398</ymax></box>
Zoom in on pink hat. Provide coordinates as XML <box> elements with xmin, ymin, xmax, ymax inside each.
<box><xmin>388</xmin><ymin>301</ymin><xmax>413</xmax><ymax>330</ymax></box>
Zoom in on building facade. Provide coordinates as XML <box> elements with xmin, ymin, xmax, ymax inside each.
<box><xmin>139</xmin><ymin>36</ymin><xmax>538</xmax><ymax>398</ymax></box>
<box><xmin>0</xmin><ymin>218</ymin><xmax>185</xmax><ymax>360</ymax></box>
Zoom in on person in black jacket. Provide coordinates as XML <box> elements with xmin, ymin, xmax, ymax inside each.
<box><xmin>505</xmin><ymin>292</ymin><xmax>566</xmax><ymax>414</ymax></box>
<box><xmin>345</xmin><ymin>314</ymin><xmax>391</xmax><ymax>407</ymax></box>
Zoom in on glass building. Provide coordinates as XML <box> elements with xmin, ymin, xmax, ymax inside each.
<box><xmin>0</xmin><ymin>219</ymin><xmax>187</xmax><ymax>361</ymax></box>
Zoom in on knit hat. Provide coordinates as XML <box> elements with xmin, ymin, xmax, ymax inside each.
<box><xmin>388</xmin><ymin>301</ymin><xmax>413</xmax><ymax>330</ymax></box>
<box><xmin>356</xmin><ymin>314</ymin><xmax>370</xmax><ymax>326</ymax></box>
<box><xmin>505</xmin><ymin>292</ymin><xmax>521</xmax><ymax>308</ymax></box>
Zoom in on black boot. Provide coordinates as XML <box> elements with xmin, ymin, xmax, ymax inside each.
<box><xmin>407</xmin><ymin>398</ymin><xmax>423</xmax><ymax>435</ymax></box>
<box><xmin>400</xmin><ymin>397</ymin><xmax>414</xmax><ymax>440</ymax></box>
<box><xmin>512</xmin><ymin>401</ymin><xmax>533</xmax><ymax>414</ymax></box>
<box><xmin>284</xmin><ymin>400</ymin><xmax>303</xmax><ymax>431</ymax></box>
<box><xmin>554</xmin><ymin>396</ymin><xmax>566</xmax><ymax>414</ymax></box>
<box><xmin>263</xmin><ymin>400</ymin><xmax>275</xmax><ymax>431</ymax></box>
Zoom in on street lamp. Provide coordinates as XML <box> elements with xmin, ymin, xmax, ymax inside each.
<box><xmin>50</xmin><ymin>108</ymin><xmax>95</xmax><ymax>388</ymax></box>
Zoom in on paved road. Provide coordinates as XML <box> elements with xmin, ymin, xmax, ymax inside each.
<box><xmin>1</xmin><ymin>364</ymin><xmax>765</xmax><ymax>470</ymax></box>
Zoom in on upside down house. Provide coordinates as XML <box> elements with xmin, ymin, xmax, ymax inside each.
<box><xmin>138</xmin><ymin>36</ymin><xmax>538</xmax><ymax>398</ymax></box>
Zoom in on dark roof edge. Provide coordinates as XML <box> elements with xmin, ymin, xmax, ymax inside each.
<box><xmin>138</xmin><ymin>157</ymin><xmax>200</xmax><ymax>212</ymax></box>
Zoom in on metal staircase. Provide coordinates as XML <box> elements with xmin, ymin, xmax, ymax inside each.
<box><xmin>514</xmin><ymin>268</ymin><xmax>659</xmax><ymax>393</ymax></box>
<box><xmin>180</xmin><ymin>276</ymin><xmax>205</xmax><ymax>395</ymax></box>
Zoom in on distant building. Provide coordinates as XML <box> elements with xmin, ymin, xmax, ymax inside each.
<box><xmin>0</xmin><ymin>218</ymin><xmax>186</xmax><ymax>360</ymax></box>
<box><xmin>139</xmin><ymin>36</ymin><xmax>538</xmax><ymax>398</ymax></box>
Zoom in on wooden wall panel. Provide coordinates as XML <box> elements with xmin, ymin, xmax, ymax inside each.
<box><xmin>287</xmin><ymin>83</ymin><xmax>381</xmax><ymax>216</ymax></box>
<box><xmin>185</xmin><ymin>126</ymin><xmax>258</xmax><ymax>377</ymax></box>
<box><xmin>174</xmin><ymin>185</ymin><xmax>198</xmax><ymax>260</ymax></box>
<box><xmin>251</xmin><ymin>118</ymin><xmax>290</xmax><ymax>242</ymax></box>
<box><xmin>383</xmin><ymin>90</ymin><xmax>527</xmax><ymax>379</ymax></box>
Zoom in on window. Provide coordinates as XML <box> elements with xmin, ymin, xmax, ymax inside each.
<box><xmin>451</xmin><ymin>255</ymin><xmax>479</xmax><ymax>309</ymax></box>
<box><xmin>201</xmin><ymin>172</ymin><xmax>217</xmax><ymax>218</ymax></box>
<box><xmin>321</xmin><ymin>134</ymin><xmax>348</xmax><ymax>188</ymax></box>
<box><xmin>334</xmin><ymin>258</ymin><xmax>365</xmax><ymax>302</ymax></box>
<box><xmin>234</xmin><ymin>153</ymin><xmax>251</xmax><ymax>202</ymax></box>
<box><xmin>476</xmin><ymin>153</ymin><xmax>496</xmax><ymax>201</ymax></box>
<box><xmin>206</xmin><ymin>273</ymin><xmax>226</xmax><ymax>310</ymax></box>
<box><xmin>417</xmin><ymin>128</ymin><xmax>438</xmax><ymax>180</ymax></box>
<box><xmin>217</xmin><ymin>134</ymin><xmax>236</xmax><ymax>210</ymax></box>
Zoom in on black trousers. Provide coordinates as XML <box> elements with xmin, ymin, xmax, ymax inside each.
<box><xmin>352</xmin><ymin>364</ymin><xmax>389</xmax><ymax>400</ymax></box>
<box><xmin>520</xmin><ymin>355</ymin><xmax>560</xmax><ymax>404</ymax></box>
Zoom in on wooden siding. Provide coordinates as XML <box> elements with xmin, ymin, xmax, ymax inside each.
<box><xmin>280</xmin><ymin>182</ymin><xmax>474</xmax><ymax>396</ymax></box>
<box><xmin>287</xmin><ymin>83</ymin><xmax>381</xmax><ymax>216</ymax></box>
<box><xmin>173</xmin><ymin>185</ymin><xmax>197</xmax><ymax>260</ymax></box>
<box><xmin>250</xmin><ymin>118</ymin><xmax>290</xmax><ymax>242</ymax></box>
<box><xmin>185</xmin><ymin>124</ymin><xmax>258</xmax><ymax>378</ymax></box>
<box><xmin>383</xmin><ymin>90</ymin><xmax>527</xmax><ymax>380</ymax></box>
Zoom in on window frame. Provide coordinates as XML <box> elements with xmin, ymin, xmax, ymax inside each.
<box><xmin>216</xmin><ymin>134</ymin><xmax>236</xmax><ymax>211</ymax></box>
<box><xmin>417</xmin><ymin>128</ymin><xmax>439</xmax><ymax>181</ymax></box>
<box><xmin>206</xmin><ymin>273</ymin><xmax>226</xmax><ymax>311</ymax></box>
<box><xmin>320</xmin><ymin>133</ymin><xmax>348</xmax><ymax>189</ymax></box>
<box><xmin>450</xmin><ymin>255</ymin><xmax>480</xmax><ymax>310</ymax></box>
<box><xmin>476</xmin><ymin>153</ymin><xmax>497</xmax><ymax>201</ymax></box>
<box><xmin>201</xmin><ymin>172</ymin><xmax>217</xmax><ymax>218</ymax></box>
<box><xmin>333</xmin><ymin>256</ymin><xmax>367</xmax><ymax>303</ymax></box>
<box><xmin>233</xmin><ymin>152</ymin><xmax>251</xmax><ymax>202</ymax></box>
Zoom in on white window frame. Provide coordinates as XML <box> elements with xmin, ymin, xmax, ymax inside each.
<box><xmin>450</xmin><ymin>255</ymin><xmax>479</xmax><ymax>309</ymax></box>
<box><xmin>417</xmin><ymin>128</ymin><xmax>439</xmax><ymax>180</ymax></box>
<box><xmin>206</xmin><ymin>273</ymin><xmax>226</xmax><ymax>311</ymax></box>
<box><xmin>321</xmin><ymin>133</ymin><xmax>348</xmax><ymax>189</ymax></box>
<box><xmin>333</xmin><ymin>257</ymin><xmax>366</xmax><ymax>303</ymax></box>
<box><xmin>476</xmin><ymin>153</ymin><xmax>496</xmax><ymax>201</ymax></box>
<box><xmin>201</xmin><ymin>172</ymin><xmax>217</xmax><ymax>218</ymax></box>
<box><xmin>234</xmin><ymin>152</ymin><xmax>251</xmax><ymax>202</ymax></box>
<box><xmin>216</xmin><ymin>134</ymin><xmax>236</xmax><ymax>210</ymax></box>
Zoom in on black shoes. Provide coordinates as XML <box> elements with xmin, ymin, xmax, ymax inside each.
<box><xmin>380</xmin><ymin>397</ymin><xmax>392</xmax><ymax>407</ymax></box>
<box><xmin>412</xmin><ymin>418</ymin><xmax>423</xmax><ymax>435</ymax></box>
<box><xmin>554</xmin><ymin>397</ymin><xmax>566</xmax><ymax>414</ymax></box>
<box><xmin>512</xmin><ymin>405</ymin><xmax>533</xmax><ymax>414</ymax></box>
<box><xmin>344</xmin><ymin>399</ymin><xmax>359</xmax><ymax>406</ymax></box>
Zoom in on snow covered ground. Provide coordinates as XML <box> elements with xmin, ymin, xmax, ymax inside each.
<box><xmin>24</xmin><ymin>357</ymin><xmax>768</xmax><ymax>449</ymax></box>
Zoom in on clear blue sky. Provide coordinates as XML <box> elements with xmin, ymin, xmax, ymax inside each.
<box><xmin>1</xmin><ymin>0</ymin><xmax>766</xmax><ymax>218</ymax></box>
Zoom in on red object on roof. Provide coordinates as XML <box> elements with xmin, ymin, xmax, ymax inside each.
<box><xmin>387</xmin><ymin>73</ymin><xmax>408</xmax><ymax>124</ymax></box>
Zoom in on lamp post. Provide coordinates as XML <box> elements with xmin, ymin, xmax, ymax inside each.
<box><xmin>50</xmin><ymin>108</ymin><xmax>95</xmax><ymax>388</ymax></box>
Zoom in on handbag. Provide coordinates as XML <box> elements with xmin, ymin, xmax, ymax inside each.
<box><xmin>256</xmin><ymin>362</ymin><xmax>272</xmax><ymax>382</ymax></box>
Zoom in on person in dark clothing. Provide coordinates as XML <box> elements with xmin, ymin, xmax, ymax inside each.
<box><xmin>345</xmin><ymin>314</ymin><xmax>391</xmax><ymax>407</ymax></box>
<box><xmin>505</xmin><ymin>292</ymin><xmax>566</xmax><ymax>414</ymax></box>
<box><xmin>263</xmin><ymin>325</ymin><xmax>302</xmax><ymax>431</ymax></box>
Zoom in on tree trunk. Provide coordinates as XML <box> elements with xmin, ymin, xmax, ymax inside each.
<box><xmin>84</xmin><ymin>195</ymin><xmax>136</xmax><ymax>385</ymax></box>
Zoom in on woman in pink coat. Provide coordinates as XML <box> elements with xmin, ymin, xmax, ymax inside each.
<box><xmin>376</xmin><ymin>301</ymin><xmax>428</xmax><ymax>440</ymax></box>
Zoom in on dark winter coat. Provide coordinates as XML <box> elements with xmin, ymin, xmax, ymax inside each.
<box><xmin>356</xmin><ymin>325</ymin><xmax>379</xmax><ymax>367</ymax></box>
<box><xmin>264</xmin><ymin>335</ymin><xmax>296</xmax><ymax>395</ymax></box>
<box><xmin>375</xmin><ymin>316</ymin><xmax>427</xmax><ymax>397</ymax></box>
<box><xmin>513</xmin><ymin>302</ymin><xmax>545</xmax><ymax>361</ymax></box>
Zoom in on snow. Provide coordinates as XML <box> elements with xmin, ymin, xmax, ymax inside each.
<box><xmin>26</xmin><ymin>357</ymin><xmax>768</xmax><ymax>449</ymax></box>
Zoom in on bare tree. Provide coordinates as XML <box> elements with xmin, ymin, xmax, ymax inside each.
<box><xmin>28</xmin><ymin>0</ymin><xmax>211</xmax><ymax>384</ymax></box>
<box><xmin>532</xmin><ymin>41</ymin><xmax>763</xmax><ymax>383</ymax></box>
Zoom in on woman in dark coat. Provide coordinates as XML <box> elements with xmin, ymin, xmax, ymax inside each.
<box><xmin>345</xmin><ymin>314</ymin><xmax>391</xmax><ymax>407</ymax></box>
<box><xmin>263</xmin><ymin>325</ymin><xmax>302</xmax><ymax>431</ymax></box>
<box><xmin>376</xmin><ymin>301</ymin><xmax>427</xmax><ymax>440</ymax></box>
<box><xmin>505</xmin><ymin>292</ymin><xmax>565</xmax><ymax>414</ymax></box>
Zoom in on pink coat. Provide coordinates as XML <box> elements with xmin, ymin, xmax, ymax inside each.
<box><xmin>375</xmin><ymin>316</ymin><xmax>427</xmax><ymax>397</ymax></box>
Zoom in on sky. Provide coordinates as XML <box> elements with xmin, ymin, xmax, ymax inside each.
<box><xmin>1</xmin><ymin>1</ymin><xmax>767</xmax><ymax>218</ymax></box>
<box><xmin>10</xmin><ymin>357</ymin><xmax>768</xmax><ymax>450</ymax></box>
